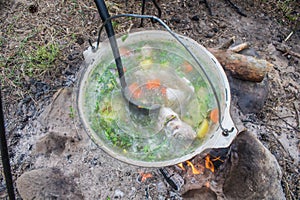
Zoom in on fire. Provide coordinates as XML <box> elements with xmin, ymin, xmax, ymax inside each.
<box><xmin>177</xmin><ymin>163</ymin><xmax>185</xmax><ymax>171</ymax></box>
<box><xmin>212</xmin><ymin>156</ymin><xmax>224</xmax><ymax>163</ymax></box>
<box><xmin>186</xmin><ymin>161</ymin><xmax>201</xmax><ymax>175</ymax></box>
<box><xmin>205</xmin><ymin>181</ymin><xmax>210</xmax><ymax>188</ymax></box>
<box><xmin>205</xmin><ymin>155</ymin><xmax>215</xmax><ymax>173</ymax></box>
<box><xmin>177</xmin><ymin>154</ymin><xmax>218</xmax><ymax>176</ymax></box>
<box><xmin>140</xmin><ymin>172</ymin><xmax>152</xmax><ymax>182</ymax></box>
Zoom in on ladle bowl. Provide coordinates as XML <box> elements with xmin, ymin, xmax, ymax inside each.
<box><xmin>77</xmin><ymin>30</ymin><xmax>238</xmax><ymax>167</ymax></box>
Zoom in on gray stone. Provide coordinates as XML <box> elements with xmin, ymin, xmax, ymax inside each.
<box><xmin>16</xmin><ymin>168</ymin><xmax>83</xmax><ymax>200</ymax></box>
<box><xmin>35</xmin><ymin>132</ymin><xmax>68</xmax><ymax>157</ymax></box>
<box><xmin>223</xmin><ymin>131</ymin><xmax>285</xmax><ymax>200</ymax></box>
<box><xmin>182</xmin><ymin>187</ymin><xmax>217</xmax><ymax>200</ymax></box>
<box><xmin>228</xmin><ymin>76</ymin><xmax>269</xmax><ymax>114</ymax></box>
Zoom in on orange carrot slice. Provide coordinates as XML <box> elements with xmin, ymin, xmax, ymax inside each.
<box><xmin>128</xmin><ymin>82</ymin><xmax>138</xmax><ymax>92</ymax></box>
<box><xmin>210</xmin><ymin>108</ymin><xmax>219</xmax><ymax>123</ymax></box>
<box><xmin>146</xmin><ymin>79</ymin><xmax>161</xmax><ymax>90</ymax></box>
<box><xmin>133</xmin><ymin>89</ymin><xmax>142</xmax><ymax>99</ymax></box>
<box><xmin>160</xmin><ymin>87</ymin><xmax>167</xmax><ymax>95</ymax></box>
<box><xmin>182</xmin><ymin>61</ymin><xmax>193</xmax><ymax>73</ymax></box>
<box><xmin>128</xmin><ymin>83</ymin><xmax>142</xmax><ymax>99</ymax></box>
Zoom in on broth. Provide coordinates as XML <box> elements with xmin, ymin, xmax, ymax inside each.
<box><xmin>84</xmin><ymin>40</ymin><xmax>218</xmax><ymax>161</ymax></box>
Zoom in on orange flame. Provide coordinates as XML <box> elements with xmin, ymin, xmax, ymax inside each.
<box><xmin>205</xmin><ymin>181</ymin><xmax>210</xmax><ymax>188</ymax></box>
<box><xmin>186</xmin><ymin>161</ymin><xmax>201</xmax><ymax>175</ymax></box>
<box><xmin>205</xmin><ymin>155</ymin><xmax>215</xmax><ymax>173</ymax></box>
<box><xmin>140</xmin><ymin>172</ymin><xmax>152</xmax><ymax>182</ymax></box>
<box><xmin>177</xmin><ymin>163</ymin><xmax>185</xmax><ymax>171</ymax></box>
<box><xmin>212</xmin><ymin>156</ymin><xmax>224</xmax><ymax>163</ymax></box>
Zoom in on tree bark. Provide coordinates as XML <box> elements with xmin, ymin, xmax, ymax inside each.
<box><xmin>208</xmin><ymin>48</ymin><xmax>273</xmax><ymax>82</ymax></box>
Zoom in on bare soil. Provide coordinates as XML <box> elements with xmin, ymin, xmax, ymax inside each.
<box><xmin>0</xmin><ymin>0</ymin><xmax>299</xmax><ymax>199</ymax></box>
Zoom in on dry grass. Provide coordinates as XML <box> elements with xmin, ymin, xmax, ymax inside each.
<box><xmin>259</xmin><ymin>0</ymin><xmax>299</xmax><ymax>28</ymax></box>
<box><xmin>0</xmin><ymin>0</ymin><xmax>155</xmax><ymax>102</ymax></box>
<box><xmin>1</xmin><ymin>0</ymin><xmax>297</xmax><ymax>101</ymax></box>
<box><xmin>1</xmin><ymin>0</ymin><xmax>99</xmax><ymax>101</ymax></box>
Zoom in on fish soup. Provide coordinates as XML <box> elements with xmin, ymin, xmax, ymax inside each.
<box><xmin>83</xmin><ymin>39</ymin><xmax>219</xmax><ymax>162</ymax></box>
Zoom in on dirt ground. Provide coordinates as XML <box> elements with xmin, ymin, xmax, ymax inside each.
<box><xmin>0</xmin><ymin>0</ymin><xmax>299</xmax><ymax>199</ymax></box>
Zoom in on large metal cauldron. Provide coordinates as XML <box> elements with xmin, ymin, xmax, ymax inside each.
<box><xmin>77</xmin><ymin>30</ymin><xmax>237</xmax><ymax>167</ymax></box>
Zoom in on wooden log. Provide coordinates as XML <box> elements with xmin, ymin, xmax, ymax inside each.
<box><xmin>208</xmin><ymin>48</ymin><xmax>273</xmax><ymax>82</ymax></box>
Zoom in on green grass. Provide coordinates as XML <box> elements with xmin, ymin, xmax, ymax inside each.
<box><xmin>0</xmin><ymin>0</ymin><xmax>93</xmax><ymax>97</ymax></box>
<box><xmin>260</xmin><ymin>0</ymin><xmax>298</xmax><ymax>27</ymax></box>
<box><xmin>277</xmin><ymin>0</ymin><xmax>299</xmax><ymax>22</ymax></box>
<box><xmin>0</xmin><ymin>28</ymin><xmax>61</xmax><ymax>87</ymax></box>
<box><xmin>69</xmin><ymin>106</ymin><xmax>76</xmax><ymax>119</ymax></box>
<box><xmin>25</xmin><ymin>43</ymin><xmax>60</xmax><ymax>75</ymax></box>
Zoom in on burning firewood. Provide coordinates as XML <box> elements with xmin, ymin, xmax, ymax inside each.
<box><xmin>159</xmin><ymin>168</ymin><xmax>184</xmax><ymax>191</ymax></box>
<box><xmin>159</xmin><ymin>131</ymin><xmax>285</xmax><ymax>199</ymax></box>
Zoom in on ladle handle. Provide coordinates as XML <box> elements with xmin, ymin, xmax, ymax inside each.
<box><xmin>94</xmin><ymin>0</ymin><xmax>126</xmax><ymax>88</ymax></box>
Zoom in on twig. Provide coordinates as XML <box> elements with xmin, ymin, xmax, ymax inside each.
<box><xmin>293</xmin><ymin>102</ymin><xmax>300</xmax><ymax>129</ymax></box>
<box><xmin>41</xmin><ymin>88</ymin><xmax>64</xmax><ymax>119</ymax></box>
<box><xmin>275</xmin><ymin>45</ymin><xmax>300</xmax><ymax>59</ymax></box>
<box><xmin>271</xmin><ymin>112</ymin><xmax>300</xmax><ymax>132</ymax></box>
<box><xmin>145</xmin><ymin>183</ymin><xmax>156</xmax><ymax>200</ymax></box>
<box><xmin>126</xmin><ymin>23</ymin><xmax>133</xmax><ymax>34</ymax></box>
<box><xmin>282</xmin><ymin>175</ymin><xmax>296</xmax><ymax>200</ymax></box>
<box><xmin>241</xmin><ymin>119</ymin><xmax>295</xmax><ymax>131</ymax></box>
<box><xmin>78</xmin><ymin>1</ymin><xmax>97</xmax><ymax>10</ymax></box>
<box><xmin>284</xmin><ymin>31</ymin><xmax>294</xmax><ymax>42</ymax></box>
<box><xmin>203</xmin><ymin>0</ymin><xmax>212</xmax><ymax>16</ymax></box>
<box><xmin>229</xmin><ymin>42</ymin><xmax>250</xmax><ymax>53</ymax></box>
<box><xmin>218</xmin><ymin>36</ymin><xmax>235</xmax><ymax>50</ymax></box>
<box><xmin>269</xmin><ymin>130</ymin><xmax>293</xmax><ymax>161</ymax></box>
<box><xmin>282</xmin><ymin>157</ymin><xmax>295</xmax><ymax>165</ymax></box>
<box><xmin>28</xmin><ymin>93</ymin><xmax>38</xmax><ymax>106</ymax></box>
<box><xmin>225</xmin><ymin>0</ymin><xmax>247</xmax><ymax>17</ymax></box>
<box><xmin>270</xmin><ymin>115</ymin><xmax>295</xmax><ymax>120</ymax></box>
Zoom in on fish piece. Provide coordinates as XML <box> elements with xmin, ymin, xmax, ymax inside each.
<box><xmin>158</xmin><ymin>107</ymin><xmax>196</xmax><ymax>140</ymax></box>
<box><xmin>182</xmin><ymin>61</ymin><xmax>193</xmax><ymax>73</ymax></box>
<box><xmin>131</xmin><ymin>69</ymin><xmax>195</xmax><ymax>111</ymax></box>
<box><xmin>166</xmin><ymin>88</ymin><xmax>185</xmax><ymax>102</ymax></box>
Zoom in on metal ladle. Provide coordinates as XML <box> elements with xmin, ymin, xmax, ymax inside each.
<box><xmin>94</xmin><ymin>0</ymin><xmax>160</xmax><ymax>115</ymax></box>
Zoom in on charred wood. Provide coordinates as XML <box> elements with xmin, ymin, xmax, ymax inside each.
<box><xmin>159</xmin><ymin>168</ymin><xmax>184</xmax><ymax>191</ymax></box>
